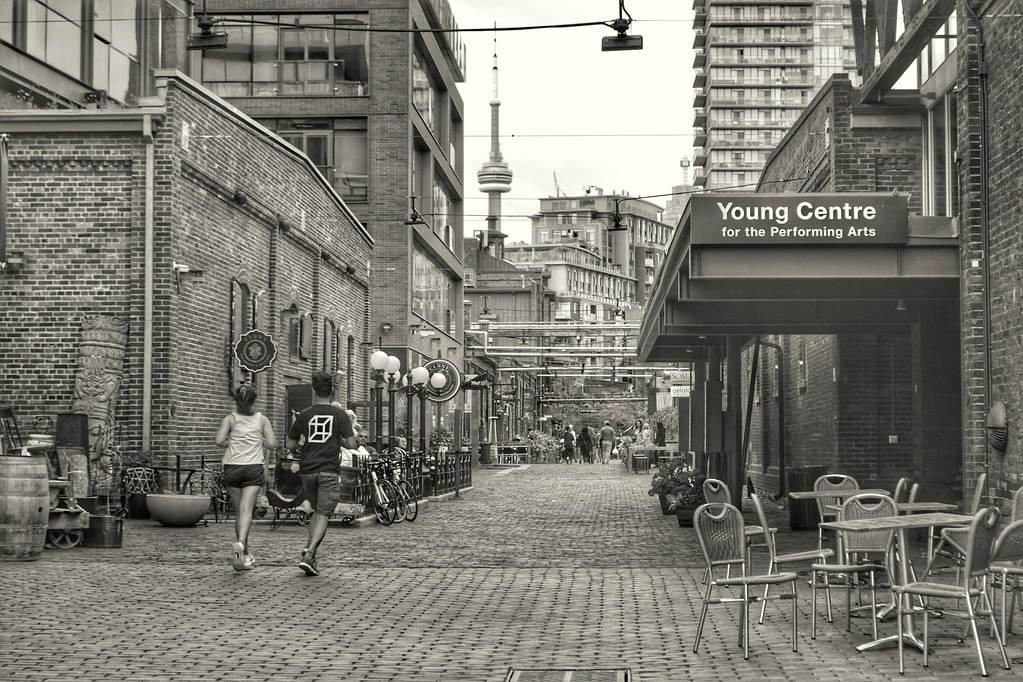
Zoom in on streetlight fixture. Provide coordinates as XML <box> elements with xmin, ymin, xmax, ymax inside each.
<box><xmin>369</xmin><ymin>349</ymin><xmax>389</xmax><ymax>452</ymax></box>
<box><xmin>385</xmin><ymin>355</ymin><xmax>401</xmax><ymax>453</ymax></box>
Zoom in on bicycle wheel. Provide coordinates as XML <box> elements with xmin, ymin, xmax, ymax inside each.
<box><xmin>373</xmin><ymin>479</ymin><xmax>397</xmax><ymax>526</ymax></box>
<box><xmin>386</xmin><ymin>479</ymin><xmax>410</xmax><ymax>524</ymax></box>
<box><xmin>399</xmin><ymin>479</ymin><xmax>419</xmax><ymax>522</ymax></box>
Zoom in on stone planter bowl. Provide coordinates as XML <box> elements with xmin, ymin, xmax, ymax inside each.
<box><xmin>146</xmin><ymin>494</ymin><xmax>211</xmax><ymax>527</ymax></box>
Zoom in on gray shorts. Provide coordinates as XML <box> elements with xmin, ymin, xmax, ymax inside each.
<box><xmin>222</xmin><ymin>464</ymin><xmax>266</xmax><ymax>489</ymax></box>
<box><xmin>301</xmin><ymin>472</ymin><xmax>340</xmax><ymax>516</ymax></box>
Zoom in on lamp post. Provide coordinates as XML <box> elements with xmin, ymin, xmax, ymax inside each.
<box><xmin>370</xmin><ymin>349</ymin><xmax>389</xmax><ymax>452</ymax></box>
<box><xmin>410</xmin><ymin>366</ymin><xmax>430</xmax><ymax>455</ymax></box>
<box><xmin>385</xmin><ymin>355</ymin><xmax>401</xmax><ymax>454</ymax></box>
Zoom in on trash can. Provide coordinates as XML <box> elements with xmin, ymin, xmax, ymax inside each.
<box><xmin>788</xmin><ymin>465</ymin><xmax>829</xmax><ymax>530</ymax></box>
<box><xmin>479</xmin><ymin>442</ymin><xmax>492</xmax><ymax>465</ymax></box>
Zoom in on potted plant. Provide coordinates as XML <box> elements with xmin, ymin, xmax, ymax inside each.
<box><xmin>648</xmin><ymin>458</ymin><xmax>706</xmax><ymax>526</ymax></box>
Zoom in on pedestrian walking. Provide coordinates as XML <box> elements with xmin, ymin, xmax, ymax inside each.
<box><xmin>578</xmin><ymin>425</ymin><xmax>595</xmax><ymax>464</ymax></box>
<box><xmin>598</xmin><ymin>420</ymin><xmax>615</xmax><ymax>464</ymax></box>
<box><xmin>285</xmin><ymin>370</ymin><xmax>357</xmax><ymax>576</ymax></box>
<box><xmin>214</xmin><ymin>383</ymin><xmax>277</xmax><ymax>571</ymax></box>
<box><xmin>562</xmin><ymin>425</ymin><xmax>576</xmax><ymax>464</ymax></box>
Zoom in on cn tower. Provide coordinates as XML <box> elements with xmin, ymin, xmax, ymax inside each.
<box><xmin>476</xmin><ymin>35</ymin><xmax>512</xmax><ymax>250</ymax></box>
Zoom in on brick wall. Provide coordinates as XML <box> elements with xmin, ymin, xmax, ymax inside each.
<box><xmin>0</xmin><ymin>73</ymin><xmax>373</xmax><ymax>475</ymax></box>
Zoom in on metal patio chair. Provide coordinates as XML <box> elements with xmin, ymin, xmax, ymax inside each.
<box><xmin>988</xmin><ymin>513</ymin><xmax>1023</xmax><ymax>643</ymax></box>
<box><xmin>693</xmin><ymin>502</ymin><xmax>799</xmax><ymax>660</ymax></box>
<box><xmin>749</xmin><ymin>492</ymin><xmax>835</xmax><ymax>636</ymax></box>
<box><xmin>924</xmin><ymin>472</ymin><xmax>987</xmax><ymax>580</ymax></box>
<box><xmin>893</xmin><ymin>507</ymin><xmax>1009</xmax><ymax>676</ymax></box>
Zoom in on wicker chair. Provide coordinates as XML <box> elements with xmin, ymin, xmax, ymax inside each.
<box><xmin>749</xmin><ymin>492</ymin><xmax>835</xmax><ymax>635</ymax></box>
<box><xmin>923</xmin><ymin>472</ymin><xmax>987</xmax><ymax>579</ymax></box>
<box><xmin>988</xmin><ymin>514</ymin><xmax>1023</xmax><ymax>643</ymax></box>
<box><xmin>810</xmin><ymin>493</ymin><xmax>897</xmax><ymax>641</ymax></box>
<box><xmin>892</xmin><ymin>507</ymin><xmax>1008</xmax><ymax>676</ymax></box>
<box><xmin>693</xmin><ymin>502</ymin><xmax>799</xmax><ymax>660</ymax></box>
<box><xmin>813</xmin><ymin>475</ymin><xmax>859</xmax><ymax>551</ymax></box>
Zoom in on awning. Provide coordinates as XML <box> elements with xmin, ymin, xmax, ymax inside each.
<box><xmin>638</xmin><ymin>193</ymin><xmax>960</xmax><ymax>362</ymax></box>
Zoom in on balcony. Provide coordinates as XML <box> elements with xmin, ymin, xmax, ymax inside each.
<box><xmin>693</xmin><ymin>109</ymin><xmax>707</xmax><ymax>128</ymax></box>
<box><xmin>693</xmin><ymin>89</ymin><xmax>707</xmax><ymax>108</ymax></box>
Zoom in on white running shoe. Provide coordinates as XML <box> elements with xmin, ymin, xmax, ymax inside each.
<box><xmin>231</xmin><ymin>541</ymin><xmax>246</xmax><ymax>571</ymax></box>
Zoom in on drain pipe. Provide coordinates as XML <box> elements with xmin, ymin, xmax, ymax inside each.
<box><xmin>759</xmin><ymin>338</ymin><xmax>786</xmax><ymax>498</ymax></box>
<box><xmin>142</xmin><ymin>114</ymin><xmax>155</xmax><ymax>451</ymax></box>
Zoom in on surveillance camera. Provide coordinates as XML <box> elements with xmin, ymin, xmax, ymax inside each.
<box><xmin>173</xmin><ymin>262</ymin><xmax>191</xmax><ymax>274</ymax></box>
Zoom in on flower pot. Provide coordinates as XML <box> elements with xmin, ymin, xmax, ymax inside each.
<box><xmin>146</xmin><ymin>493</ymin><xmax>211</xmax><ymax>527</ymax></box>
<box><xmin>658</xmin><ymin>493</ymin><xmax>673</xmax><ymax>515</ymax></box>
<box><xmin>676</xmin><ymin>505</ymin><xmax>696</xmax><ymax>527</ymax></box>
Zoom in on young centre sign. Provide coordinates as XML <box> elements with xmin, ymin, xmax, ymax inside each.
<box><xmin>690</xmin><ymin>193</ymin><xmax>907</xmax><ymax>245</ymax></box>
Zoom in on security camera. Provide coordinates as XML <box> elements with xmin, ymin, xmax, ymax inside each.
<box><xmin>173</xmin><ymin>262</ymin><xmax>191</xmax><ymax>274</ymax></box>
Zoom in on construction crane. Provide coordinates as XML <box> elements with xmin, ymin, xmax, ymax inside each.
<box><xmin>553</xmin><ymin>171</ymin><xmax>564</xmax><ymax>197</ymax></box>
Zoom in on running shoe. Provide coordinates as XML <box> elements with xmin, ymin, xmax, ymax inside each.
<box><xmin>242</xmin><ymin>554</ymin><xmax>255</xmax><ymax>570</ymax></box>
<box><xmin>298</xmin><ymin>553</ymin><xmax>319</xmax><ymax>576</ymax></box>
<box><xmin>231</xmin><ymin>541</ymin><xmax>246</xmax><ymax>571</ymax></box>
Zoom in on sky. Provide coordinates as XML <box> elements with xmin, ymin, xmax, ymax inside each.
<box><xmin>446</xmin><ymin>0</ymin><xmax>694</xmax><ymax>244</ymax></box>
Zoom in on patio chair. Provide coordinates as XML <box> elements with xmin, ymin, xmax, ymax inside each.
<box><xmin>923</xmin><ymin>472</ymin><xmax>987</xmax><ymax>579</ymax></box>
<box><xmin>813</xmin><ymin>474</ymin><xmax>859</xmax><ymax>551</ymax></box>
<box><xmin>810</xmin><ymin>493</ymin><xmax>897</xmax><ymax>641</ymax></box>
<box><xmin>988</xmin><ymin>512</ymin><xmax>1023</xmax><ymax>643</ymax></box>
<box><xmin>893</xmin><ymin>477</ymin><xmax>910</xmax><ymax>504</ymax></box>
<box><xmin>693</xmin><ymin>502</ymin><xmax>799</xmax><ymax>660</ymax></box>
<box><xmin>699</xmin><ymin>479</ymin><xmax>771</xmax><ymax>583</ymax></box>
<box><xmin>1011</xmin><ymin>485</ymin><xmax>1023</xmax><ymax>523</ymax></box>
<box><xmin>749</xmin><ymin>492</ymin><xmax>835</xmax><ymax>636</ymax></box>
<box><xmin>892</xmin><ymin>506</ymin><xmax>1008</xmax><ymax>676</ymax></box>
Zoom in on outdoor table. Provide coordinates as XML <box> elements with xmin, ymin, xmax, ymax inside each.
<box><xmin>632</xmin><ymin>446</ymin><xmax>680</xmax><ymax>467</ymax></box>
<box><xmin>819</xmin><ymin>512</ymin><xmax>973</xmax><ymax>653</ymax></box>
<box><xmin>788</xmin><ymin>488</ymin><xmax>890</xmax><ymax>500</ymax></box>
<box><xmin>895</xmin><ymin>501</ymin><xmax>958</xmax><ymax>514</ymax></box>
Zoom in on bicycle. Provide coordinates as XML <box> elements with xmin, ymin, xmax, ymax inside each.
<box><xmin>385</xmin><ymin>451</ymin><xmax>419</xmax><ymax>523</ymax></box>
<box><xmin>365</xmin><ymin>458</ymin><xmax>409</xmax><ymax>526</ymax></box>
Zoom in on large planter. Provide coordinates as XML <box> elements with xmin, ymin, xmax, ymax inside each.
<box><xmin>146</xmin><ymin>494</ymin><xmax>211</xmax><ymax>527</ymax></box>
<box><xmin>676</xmin><ymin>505</ymin><xmax>697</xmax><ymax>527</ymax></box>
<box><xmin>658</xmin><ymin>493</ymin><xmax>673</xmax><ymax>515</ymax></box>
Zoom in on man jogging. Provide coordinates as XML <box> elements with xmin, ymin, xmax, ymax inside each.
<box><xmin>286</xmin><ymin>370</ymin><xmax>356</xmax><ymax>576</ymax></box>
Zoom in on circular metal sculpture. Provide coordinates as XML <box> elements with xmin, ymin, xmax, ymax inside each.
<box><xmin>234</xmin><ymin>330</ymin><xmax>278</xmax><ymax>373</ymax></box>
<box><xmin>423</xmin><ymin>358</ymin><xmax>461</xmax><ymax>403</ymax></box>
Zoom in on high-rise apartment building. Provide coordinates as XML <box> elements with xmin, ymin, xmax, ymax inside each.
<box><xmin>691</xmin><ymin>0</ymin><xmax>858</xmax><ymax>190</ymax></box>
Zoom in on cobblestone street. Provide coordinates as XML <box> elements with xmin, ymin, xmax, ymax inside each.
<box><xmin>0</xmin><ymin>463</ymin><xmax>1013</xmax><ymax>681</ymax></box>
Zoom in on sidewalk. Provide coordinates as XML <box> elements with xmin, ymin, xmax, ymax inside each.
<box><xmin>0</xmin><ymin>462</ymin><xmax>1012</xmax><ymax>681</ymax></box>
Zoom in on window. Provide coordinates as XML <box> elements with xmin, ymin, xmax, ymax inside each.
<box><xmin>231</xmin><ymin>278</ymin><xmax>252</xmax><ymax>389</ymax></box>
<box><xmin>924</xmin><ymin>89</ymin><xmax>958</xmax><ymax>217</ymax></box>
<box><xmin>322</xmin><ymin>318</ymin><xmax>339</xmax><ymax>373</ymax></box>
<box><xmin>412</xmin><ymin>48</ymin><xmax>437</xmax><ymax>131</ymax></box>
<box><xmin>412</xmin><ymin>250</ymin><xmax>454</xmax><ymax>328</ymax></box>
<box><xmin>201</xmin><ymin>13</ymin><xmax>369</xmax><ymax>98</ymax></box>
<box><xmin>274</xmin><ymin>118</ymin><xmax>368</xmax><ymax>201</ymax></box>
<box><xmin>6</xmin><ymin>0</ymin><xmax>140</xmax><ymax>104</ymax></box>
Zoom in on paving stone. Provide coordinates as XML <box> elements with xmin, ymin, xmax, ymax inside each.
<box><xmin>0</xmin><ymin>463</ymin><xmax>1005</xmax><ymax>680</ymax></box>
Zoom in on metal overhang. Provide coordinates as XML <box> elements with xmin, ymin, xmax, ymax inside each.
<box><xmin>638</xmin><ymin>198</ymin><xmax>959</xmax><ymax>363</ymax></box>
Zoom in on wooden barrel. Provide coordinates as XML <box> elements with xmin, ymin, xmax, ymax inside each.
<box><xmin>0</xmin><ymin>456</ymin><xmax>49</xmax><ymax>561</ymax></box>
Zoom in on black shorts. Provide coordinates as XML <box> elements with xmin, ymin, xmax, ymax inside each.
<box><xmin>222</xmin><ymin>464</ymin><xmax>266</xmax><ymax>489</ymax></box>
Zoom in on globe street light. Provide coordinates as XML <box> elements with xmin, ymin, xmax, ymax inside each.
<box><xmin>370</xmin><ymin>350</ymin><xmax>389</xmax><ymax>451</ymax></box>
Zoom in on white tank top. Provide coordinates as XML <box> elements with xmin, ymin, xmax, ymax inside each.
<box><xmin>223</xmin><ymin>412</ymin><xmax>268</xmax><ymax>466</ymax></box>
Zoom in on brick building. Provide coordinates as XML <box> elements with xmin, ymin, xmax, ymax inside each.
<box><xmin>191</xmin><ymin>1</ymin><xmax>470</xmax><ymax>445</ymax></box>
<box><xmin>641</xmin><ymin>1</ymin><xmax>1023</xmax><ymax>515</ymax></box>
<box><xmin>0</xmin><ymin>72</ymin><xmax>372</xmax><ymax>472</ymax></box>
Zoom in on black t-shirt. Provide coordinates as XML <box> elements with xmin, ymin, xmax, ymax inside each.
<box><xmin>287</xmin><ymin>403</ymin><xmax>354</xmax><ymax>475</ymax></box>
<box><xmin>563</xmin><ymin>431</ymin><xmax>576</xmax><ymax>450</ymax></box>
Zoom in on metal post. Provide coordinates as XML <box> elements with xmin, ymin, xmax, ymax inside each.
<box><xmin>405</xmin><ymin>387</ymin><xmax>414</xmax><ymax>454</ymax></box>
<box><xmin>419</xmin><ymin>391</ymin><xmax>428</xmax><ymax>459</ymax></box>
<box><xmin>387</xmin><ymin>376</ymin><xmax>396</xmax><ymax>454</ymax></box>
<box><xmin>374</xmin><ymin>379</ymin><xmax>384</xmax><ymax>453</ymax></box>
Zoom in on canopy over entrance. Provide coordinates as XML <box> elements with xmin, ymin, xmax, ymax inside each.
<box><xmin>638</xmin><ymin>193</ymin><xmax>959</xmax><ymax>360</ymax></box>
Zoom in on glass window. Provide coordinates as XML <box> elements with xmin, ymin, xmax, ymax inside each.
<box><xmin>412</xmin><ymin>49</ymin><xmax>436</xmax><ymax>131</ymax></box>
<box><xmin>201</xmin><ymin>13</ymin><xmax>369</xmax><ymax>98</ymax></box>
<box><xmin>412</xmin><ymin>250</ymin><xmax>453</xmax><ymax>328</ymax></box>
<box><xmin>333</xmin><ymin>119</ymin><xmax>367</xmax><ymax>202</ymax></box>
